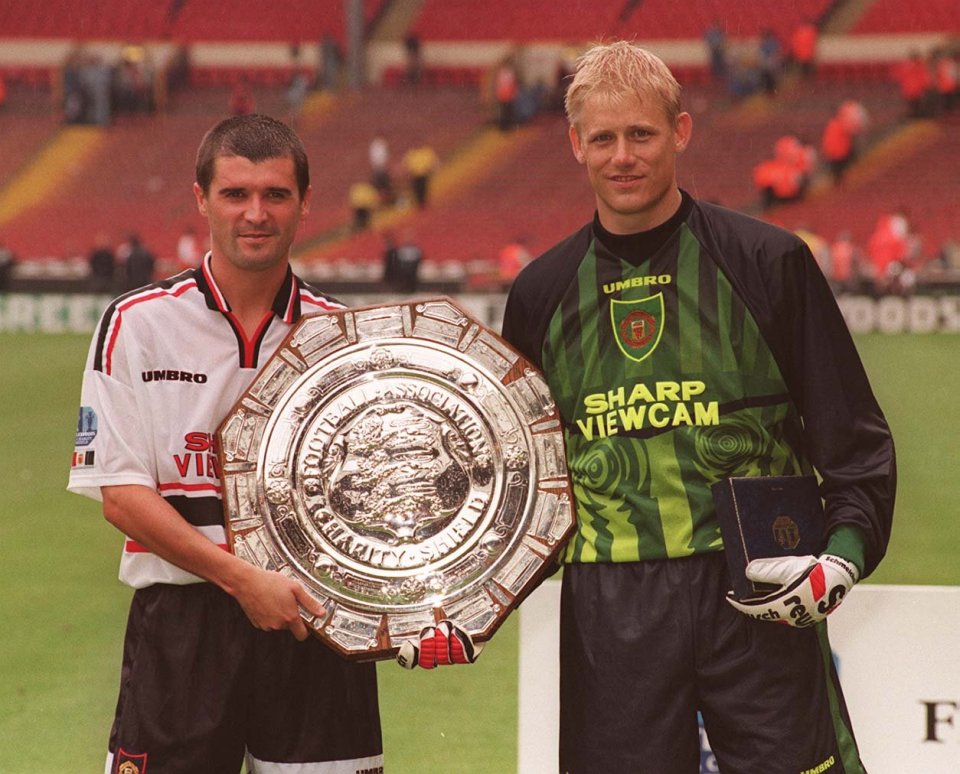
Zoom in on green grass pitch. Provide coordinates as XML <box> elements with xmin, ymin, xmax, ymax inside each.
<box><xmin>0</xmin><ymin>331</ymin><xmax>956</xmax><ymax>772</ymax></box>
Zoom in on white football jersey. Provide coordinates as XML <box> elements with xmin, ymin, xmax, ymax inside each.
<box><xmin>68</xmin><ymin>253</ymin><xmax>342</xmax><ymax>588</ymax></box>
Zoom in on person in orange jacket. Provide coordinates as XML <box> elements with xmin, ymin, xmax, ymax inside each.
<box><xmin>821</xmin><ymin>112</ymin><xmax>854</xmax><ymax>182</ymax></box>
<box><xmin>789</xmin><ymin>18</ymin><xmax>818</xmax><ymax>77</ymax></box>
<box><xmin>895</xmin><ymin>51</ymin><xmax>933</xmax><ymax>118</ymax></box>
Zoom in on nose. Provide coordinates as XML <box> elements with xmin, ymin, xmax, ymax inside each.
<box><xmin>244</xmin><ymin>195</ymin><xmax>268</xmax><ymax>224</ymax></box>
<box><xmin>612</xmin><ymin>136</ymin><xmax>634</xmax><ymax>166</ymax></box>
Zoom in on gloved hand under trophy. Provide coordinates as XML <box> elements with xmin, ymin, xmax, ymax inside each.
<box><xmin>396</xmin><ymin>620</ymin><xmax>484</xmax><ymax>669</ymax></box>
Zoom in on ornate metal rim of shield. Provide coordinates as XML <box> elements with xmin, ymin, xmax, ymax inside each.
<box><xmin>217</xmin><ymin>297</ymin><xmax>574</xmax><ymax>660</ymax></box>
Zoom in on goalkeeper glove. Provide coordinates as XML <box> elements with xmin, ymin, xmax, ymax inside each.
<box><xmin>726</xmin><ymin>554</ymin><xmax>859</xmax><ymax>628</ymax></box>
<box><xmin>396</xmin><ymin>620</ymin><xmax>483</xmax><ymax>669</ymax></box>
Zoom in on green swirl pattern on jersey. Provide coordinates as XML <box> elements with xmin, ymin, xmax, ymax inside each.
<box><xmin>543</xmin><ymin>225</ymin><xmax>811</xmax><ymax>564</ymax></box>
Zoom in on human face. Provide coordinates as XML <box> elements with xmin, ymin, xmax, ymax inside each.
<box><xmin>193</xmin><ymin>154</ymin><xmax>310</xmax><ymax>275</ymax></box>
<box><xmin>570</xmin><ymin>91</ymin><xmax>691</xmax><ymax>234</ymax></box>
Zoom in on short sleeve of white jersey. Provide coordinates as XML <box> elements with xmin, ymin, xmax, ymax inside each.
<box><xmin>67</xmin><ymin>318</ymin><xmax>155</xmax><ymax>501</ymax></box>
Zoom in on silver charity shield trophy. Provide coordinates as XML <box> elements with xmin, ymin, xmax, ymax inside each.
<box><xmin>217</xmin><ymin>297</ymin><xmax>575</xmax><ymax>660</ymax></box>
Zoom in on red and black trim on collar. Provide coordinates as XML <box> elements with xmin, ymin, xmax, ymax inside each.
<box><xmin>196</xmin><ymin>253</ymin><xmax>305</xmax><ymax>369</ymax></box>
<box><xmin>93</xmin><ymin>254</ymin><xmax>343</xmax><ymax>374</ymax></box>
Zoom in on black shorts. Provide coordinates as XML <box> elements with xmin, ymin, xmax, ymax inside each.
<box><xmin>559</xmin><ymin>553</ymin><xmax>865</xmax><ymax>774</ymax></box>
<box><xmin>106</xmin><ymin>583</ymin><xmax>382</xmax><ymax>773</ymax></box>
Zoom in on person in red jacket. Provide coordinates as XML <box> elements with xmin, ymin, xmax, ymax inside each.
<box><xmin>895</xmin><ymin>51</ymin><xmax>933</xmax><ymax>118</ymax></box>
<box><xmin>932</xmin><ymin>48</ymin><xmax>959</xmax><ymax>113</ymax></box>
<box><xmin>821</xmin><ymin>112</ymin><xmax>854</xmax><ymax>183</ymax></box>
<box><xmin>789</xmin><ymin>18</ymin><xmax>818</xmax><ymax>78</ymax></box>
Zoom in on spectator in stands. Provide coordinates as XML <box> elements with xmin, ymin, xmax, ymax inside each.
<box><xmin>778</xmin><ymin>134</ymin><xmax>816</xmax><ymax>192</ymax></box>
<box><xmin>821</xmin><ymin>109</ymin><xmax>855</xmax><ymax>183</ymax></box>
<box><xmin>516</xmin><ymin>78</ymin><xmax>548</xmax><ymax>124</ymax></box>
<box><xmin>119</xmin><ymin>234</ymin><xmax>156</xmax><ymax>291</ymax></box>
<box><xmin>757</xmin><ymin>29</ymin><xmax>783</xmax><ymax>95</ymax></box>
<box><xmin>349</xmin><ymin>181</ymin><xmax>379</xmax><ymax>230</ymax></box>
<box><xmin>229</xmin><ymin>78</ymin><xmax>255</xmax><ymax>116</ymax></box>
<box><xmin>498</xmin><ymin>238</ymin><xmax>531</xmax><ymax>289</ymax></box>
<box><xmin>754</xmin><ymin>158</ymin><xmax>804</xmax><ymax>208</ymax></box>
<box><xmin>494</xmin><ymin>58</ymin><xmax>519</xmax><ymax>131</ymax></box>
<box><xmin>725</xmin><ymin>45</ymin><xmax>761</xmax><ymax>100</ymax></box>
<box><xmin>88</xmin><ymin>233</ymin><xmax>117</xmax><ymax>293</ymax></box>
<box><xmin>789</xmin><ymin>18</ymin><xmax>818</xmax><ymax>78</ymax></box>
<box><xmin>113</xmin><ymin>45</ymin><xmax>155</xmax><ymax>115</ymax></box>
<box><xmin>552</xmin><ymin>49</ymin><xmax>578</xmax><ymax>112</ymax></box>
<box><xmin>369</xmin><ymin>133</ymin><xmax>394</xmax><ymax>205</ymax></box>
<box><xmin>285</xmin><ymin>70</ymin><xmax>312</xmax><ymax>126</ymax></box>
<box><xmin>318</xmin><ymin>33</ymin><xmax>342</xmax><ymax>91</ymax></box>
<box><xmin>702</xmin><ymin>20</ymin><xmax>728</xmax><ymax>82</ymax></box>
<box><xmin>64</xmin><ymin>50</ymin><xmax>112</xmax><ymax>125</ymax></box>
<box><xmin>752</xmin><ymin>134</ymin><xmax>813</xmax><ymax>208</ymax></box>
<box><xmin>867</xmin><ymin>210</ymin><xmax>920</xmax><ymax>295</ymax></box>
<box><xmin>838</xmin><ymin>98</ymin><xmax>869</xmax><ymax>139</ymax></box>
<box><xmin>404</xmin><ymin>33</ymin><xmax>423</xmax><ymax>85</ymax></box>
<box><xmin>392</xmin><ymin>231</ymin><xmax>422</xmax><ymax>293</ymax></box>
<box><xmin>0</xmin><ymin>238</ymin><xmax>15</xmax><ymax>292</ymax></box>
<box><xmin>381</xmin><ymin>230</ymin><xmax>400</xmax><ymax>287</ymax></box>
<box><xmin>62</xmin><ymin>47</ymin><xmax>88</xmax><ymax>123</ymax></box>
<box><xmin>176</xmin><ymin>224</ymin><xmax>202</xmax><ymax>270</ymax></box>
<box><xmin>829</xmin><ymin>230</ymin><xmax>863</xmax><ymax>294</ymax></box>
<box><xmin>403</xmin><ymin>145</ymin><xmax>440</xmax><ymax>209</ymax></box>
<box><xmin>938</xmin><ymin>238</ymin><xmax>960</xmax><ymax>270</ymax></box>
<box><xmin>0</xmin><ymin>72</ymin><xmax>6</xmax><ymax>112</ymax></box>
<box><xmin>932</xmin><ymin>48</ymin><xmax>959</xmax><ymax>113</ymax></box>
<box><xmin>895</xmin><ymin>51</ymin><xmax>934</xmax><ymax>119</ymax></box>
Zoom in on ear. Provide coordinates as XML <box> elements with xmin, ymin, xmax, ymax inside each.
<box><xmin>569</xmin><ymin>125</ymin><xmax>585</xmax><ymax>164</ymax></box>
<box><xmin>674</xmin><ymin>112</ymin><xmax>693</xmax><ymax>153</ymax></box>
<box><xmin>192</xmin><ymin>182</ymin><xmax>207</xmax><ymax>216</ymax></box>
<box><xmin>300</xmin><ymin>184</ymin><xmax>312</xmax><ymax>221</ymax></box>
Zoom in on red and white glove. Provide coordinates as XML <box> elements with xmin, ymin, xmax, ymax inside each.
<box><xmin>396</xmin><ymin>620</ymin><xmax>483</xmax><ymax>669</ymax></box>
<box><xmin>726</xmin><ymin>554</ymin><xmax>859</xmax><ymax>628</ymax></box>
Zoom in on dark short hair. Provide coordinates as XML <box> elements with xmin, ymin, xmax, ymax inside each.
<box><xmin>195</xmin><ymin>114</ymin><xmax>309</xmax><ymax>197</ymax></box>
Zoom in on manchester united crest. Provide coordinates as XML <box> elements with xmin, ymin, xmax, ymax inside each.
<box><xmin>610</xmin><ymin>293</ymin><xmax>664</xmax><ymax>363</ymax></box>
<box><xmin>772</xmin><ymin>515</ymin><xmax>801</xmax><ymax>550</ymax></box>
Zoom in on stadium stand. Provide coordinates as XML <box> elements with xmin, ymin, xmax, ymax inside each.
<box><xmin>0</xmin><ymin>0</ymin><xmax>957</xmax><ymax>290</ymax></box>
<box><xmin>0</xmin><ymin>0</ymin><xmax>386</xmax><ymax>43</ymax></box>
<box><xmin>0</xmin><ymin>0</ymin><xmax>170</xmax><ymax>40</ymax></box>
<box><xmin>410</xmin><ymin>0</ymin><xmax>623</xmax><ymax>42</ymax></box>
<box><xmin>850</xmin><ymin>0</ymin><xmax>960</xmax><ymax>34</ymax></box>
<box><xmin>767</xmin><ymin>114</ymin><xmax>960</xmax><ymax>252</ymax></box>
<box><xmin>617</xmin><ymin>0</ymin><xmax>835</xmax><ymax>42</ymax></box>
<box><xmin>410</xmin><ymin>0</ymin><xmax>835</xmax><ymax>42</ymax></box>
<box><xmin>169</xmin><ymin>0</ymin><xmax>386</xmax><ymax>44</ymax></box>
<box><xmin>0</xmin><ymin>82</ymin><xmax>485</xmax><ymax>266</ymax></box>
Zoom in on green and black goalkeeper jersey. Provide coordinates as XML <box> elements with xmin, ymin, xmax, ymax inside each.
<box><xmin>502</xmin><ymin>193</ymin><xmax>895</xmax><ymax>575</ymax></box>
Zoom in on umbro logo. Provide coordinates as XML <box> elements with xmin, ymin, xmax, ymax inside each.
<box><xmin>141</xmin><ymin>369</ymin><xmax>209</xmax><ymax>383</ymax></box>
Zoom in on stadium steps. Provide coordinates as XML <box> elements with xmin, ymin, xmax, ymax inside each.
<box><xmin>0</xmin><ymin>84</ymin><xmax>486</xmax><ymax>263</ymax></box>
<box><xmin>766</xmin><ymin>115</ymin><xmax>958</xmax><ymax>247</ymax></box>
<box><xmin>0</xmin><ymin>126</ymin><xmax>104</xmax><ymax>226</ymax></box>
<box><xmin>294</xmin><ymin>122</ymin><xmax>545</xmax><ymax>262</ymax></box>
<box><xmin>821</xmin><ymin>0</ymin><xmax>875</xmax><ymax>34</ymax></box>
<box><xmin>369</xmin><ymin>0</ymin><xmax>427</xmax><ymax>41</ymax></box>
<box><xmin>0</xmin><ymin>101</ymin><xmax>62</xmax><ymax>191</ymax></box>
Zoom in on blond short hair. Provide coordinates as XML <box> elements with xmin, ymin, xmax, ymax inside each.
<box><xmin>565</xmin><ymin>41</ymin><xmax>682</xmax><ymax>129</ymax></box>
